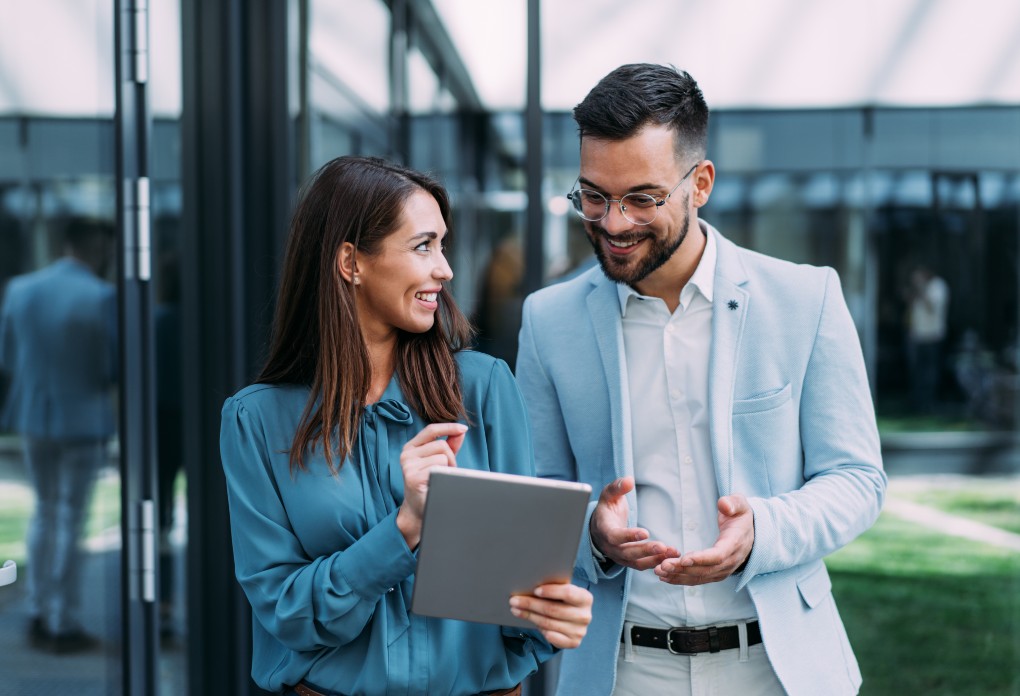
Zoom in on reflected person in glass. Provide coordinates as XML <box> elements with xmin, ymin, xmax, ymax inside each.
<box><xmin>516</xmin><ymin>64</ymin><xmax>887</xmax><ymax>696</ymax></box>
<box><xmin>220</xmin><ymin>156</ymin><xmax>592</xmax><ymax>696</ymax></box>
<box><xmin>0</xmin><ymin>216</ymin><xmax>116</xmax><ymax>654</ymax></box>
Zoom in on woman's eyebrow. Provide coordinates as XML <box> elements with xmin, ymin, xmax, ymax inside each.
<box><xmin>408</xmin><ymin>230</ymin><xmax>448</xmax><ymax>243</ymax></box>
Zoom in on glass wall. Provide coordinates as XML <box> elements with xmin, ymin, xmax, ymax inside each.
<box><xmin>0</xmin><ymin>2</ymin><xmax>122</xmax><ymax>693</ymax></box>
<box><xmin>305</xmin><ymin>0</ymin><xmax>528</xmax><ymax>367</ymax></box>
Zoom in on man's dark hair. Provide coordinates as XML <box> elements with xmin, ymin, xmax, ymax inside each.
<box><xmin>63</xmin><ymin>216</ymin><xmax>114</xmax><ymax>253</ymax></box>
<box><xmin>573</xmin><ymin>63</ymin><xmax>709</xmax><ymax>161</ymax></box>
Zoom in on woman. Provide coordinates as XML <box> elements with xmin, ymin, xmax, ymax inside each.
<box><xmin>220</xmin><ymin>156</ymin><xmax>592</xmax><ymax>696</ymax></box>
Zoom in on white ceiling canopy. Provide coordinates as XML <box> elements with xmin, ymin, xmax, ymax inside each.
<box><xmin>0</xmin><ymin>0</ymin><xmax>181</xmax><ymax>118</ymax></box>
<box><xmin>2</xmin><ymin>0</ymin><xmax>1018</xmax><ymax>118</ymax></box>
<box><xmin>432</xmin><ymin>0</ymin><xmax>1020</xmax><ymax>111</ymax></box>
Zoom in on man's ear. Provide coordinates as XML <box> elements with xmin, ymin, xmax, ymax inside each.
<box><xmin>692</xmin><ymin>159</ymin><xmax>715</xmax><ymax>209</ymax></box>
<box><xmin>336</xmin><ymin>242</ymin><xmax>359</xmax><ymax>284</ymax></box>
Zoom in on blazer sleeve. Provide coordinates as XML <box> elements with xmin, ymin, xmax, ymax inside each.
<box><xmin>0</xmin><ymin>283</ymin><xmax>15</xmax><ymax>374</ymax></box>
<box><xmin>220</xmin><ymin>396</ymin><xmax>418</xmax><ymax>651</ymax></box>
<box><xmin>737</xmin><ymin>268</ymin><xmax>887</xmax><ymax>587</ymax></box>
<box><xmin>516</xmin><ymin>296</ymin><xmax>618</xmax><ymax>585</ymax></box>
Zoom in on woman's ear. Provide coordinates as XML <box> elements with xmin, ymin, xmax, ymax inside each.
<box><xmin>337</xmin><ymin>242</ymin><xmax>359</xmax><ymax>284</ymax></box>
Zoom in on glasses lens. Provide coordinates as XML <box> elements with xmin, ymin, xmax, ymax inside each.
<box><xmin>620</xmin><ymin>193</ymin><xmax>658</xmax><ymax>225</ymax></box>
<box><xmin>572</xmin><ymin>189</ymin><xmax>608</xmax><ymax>221</ymax></box>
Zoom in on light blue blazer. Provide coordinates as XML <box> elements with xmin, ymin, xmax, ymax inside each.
<box><xmin>0</xmin><ymin>258</ymin><xmax>117</xmax><ymax>439</ymax></box>
<box><xmin>516</xmin><ymin>222</ymin><xmax>886</xmax><ymax>696</ymax></box>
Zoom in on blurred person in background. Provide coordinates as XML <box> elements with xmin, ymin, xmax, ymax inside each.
<box><xmin>905</xmin><ymin>262</ymin><xmax>950</xmax><ymax>413</ymax></box>
<box><xmin>220</xmin><ymin>156</ymin><xmax>592</xmax><ymax>696</ymax></box>
<box><xmin>516</xmin><ymin>64</ymin><xmax>886</xmax><ymax>696</ymax></box>
<box><xmin>0</xmin><ymin>216</ymin><xmax>116</xmax><ymax>653</ymax></box>
<box><xmin>473</xmin><ymin>230</ymin><xmax>524</xmax><ymax>367</ymax></box>
<box><xmin>155</xmin><ymin>246</ymin><xmax>183</xmax><ymax>639</ymax></box>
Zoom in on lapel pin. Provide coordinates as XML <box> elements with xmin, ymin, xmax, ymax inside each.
<box><xmin>727</xmin><ymin>299</ymin><xmax>739</xmax><ymax>311</ymax></box>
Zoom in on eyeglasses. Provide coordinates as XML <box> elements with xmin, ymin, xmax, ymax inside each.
<box><xmin>566</xmin><ymin>163</ymin><xmax>699</xmax><ymax>226</ymax></box>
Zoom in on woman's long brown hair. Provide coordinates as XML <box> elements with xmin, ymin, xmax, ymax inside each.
<box><xmin>257</xmin><ymin>156</ymin><xmax>474</xmax><ymax>474</ymax></box>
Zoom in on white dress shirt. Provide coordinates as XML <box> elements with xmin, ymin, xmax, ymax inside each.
<box><xmin>617</xmin><ymin>229</ymin><xmax>757</xmax><ymax>628</ymax></box>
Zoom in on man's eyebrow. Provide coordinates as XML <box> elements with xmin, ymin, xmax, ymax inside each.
<box><xmin>577</xmin><ymin>176</ymin><xmax>664</xmax><ymax>193</ymax></box>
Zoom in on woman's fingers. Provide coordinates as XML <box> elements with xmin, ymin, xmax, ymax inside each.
<box><xmin>404</xmin><ymin>422</ymin><xmax>467</xmax><ymax>448</ymax></box>
<box><xmin>402</xmin><ymin>423</ymin><xmax>468</xmax><ymax>470</ymax></box>
<box><xmin>401</xmin><ymin>439</ymin><xmax>458</xmax><ymax>469</ymax></box>
<box><xmin>509</xmin><ymin>583</ymin><xmax>593</xmax><ymax>649</ymax></box>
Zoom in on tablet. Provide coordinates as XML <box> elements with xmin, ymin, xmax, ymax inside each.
<box><xmin>410</xmin><ymin>467</ymin><xmax>592</xmax><ymax>628</ymax></box>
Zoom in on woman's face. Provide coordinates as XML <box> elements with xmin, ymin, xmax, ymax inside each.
<box><xmin>354</xmin><ymin>190</ymin><xmax>453</xmax><ymax>344</ymax></box>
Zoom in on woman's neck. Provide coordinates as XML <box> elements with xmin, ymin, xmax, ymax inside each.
<box><xmin>365</xmin><ymin>336</ymin><xmax>397</xmax><ymax>405</ymax></box>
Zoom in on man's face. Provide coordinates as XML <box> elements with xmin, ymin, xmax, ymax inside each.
<box><xmin>578</xmin><ymin>124</ymin><xmax>697</xmax><ymax>287</ymax></box>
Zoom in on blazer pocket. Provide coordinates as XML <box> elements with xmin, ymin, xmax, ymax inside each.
<box><xmin>796</xmin><ymin>562</ymin><xmax>832</xmax><ymax>609</ymax></box>
<box><xmin>733</xmin><ymin>383</ymin><xmax>792</xmax><ymax>415</ymax></box>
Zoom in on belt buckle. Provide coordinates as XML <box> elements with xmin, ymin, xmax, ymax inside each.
<box><xmin>665</xmin><ymin>627</ymin><xmax>697</xmax><ymax>656</ymax></box>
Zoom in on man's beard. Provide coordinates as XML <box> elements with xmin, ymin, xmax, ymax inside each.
<box><xmin>587</xmin><ymin>206</ymin><xmax>690</xmax><ymax>286</ymax></box>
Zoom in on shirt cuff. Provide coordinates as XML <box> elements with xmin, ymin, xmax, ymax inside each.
<box><xmin>590</xmin><ymin>536</ymin><xmax>614</xmax><ymax>571</ymax></box>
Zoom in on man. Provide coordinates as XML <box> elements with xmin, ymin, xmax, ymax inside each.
<box><xmin>515</xmin><ymin>64</ymin><xmax>886</xmax><ymax>695</ymax></box>
<box><xmin>905</xmin><ymin>262</ymin><xmax>949</xmax><ymax>412</ymax></box>
<box><xmin>0</xmin><ymin>216</ymin><xmax>116</xmax><ymax>653</ymax></box>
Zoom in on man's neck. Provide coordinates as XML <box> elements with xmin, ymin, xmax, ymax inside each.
<box><xmin>632</xmin><ymin>222</ymin><xmax>707</xmax><ymax>314</ymax></box>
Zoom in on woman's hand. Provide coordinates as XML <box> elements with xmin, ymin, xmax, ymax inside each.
<box><xmin>395</xmin><ymin>422</ymin><xmax>467</xmax><ymax>549</ymax></box>
<box><xmin>509</xmin><ymin>582</ymin><xmax>593</xmax><ymax>649</ymax></box>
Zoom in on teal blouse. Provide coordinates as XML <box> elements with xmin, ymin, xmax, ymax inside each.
<box><xmin>219</xmin><ymin>351</ymin><xmax>555</xmax><ymax>695</ymax></box>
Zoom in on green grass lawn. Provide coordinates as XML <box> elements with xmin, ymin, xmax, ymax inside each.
<box><xmin>0</xmin><ymin>472</ymin><xmax>120</xmax><ymax>566</ymax></box>
<box><xmin>0</xmin><ymin>484</ymin><xmax>31</xmax><ymax>564</ymax></box>
<box><xmin>888</xmin><ymin>478</ymin><xmax>1020</xmax><ymax>535</ymax></box>
<box><xmin>829</xmin><ymin>512</ymin><xmax>1020</xmax><ymax>695</ymax></box>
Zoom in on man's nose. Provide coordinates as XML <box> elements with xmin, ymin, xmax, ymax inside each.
<box><xmin>599</xmin><ymin>200</ymin><xmax>633</xmax><ymax>234</ymax></box>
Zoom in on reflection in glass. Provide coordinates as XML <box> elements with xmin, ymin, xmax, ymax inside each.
<box><xmin>1</xmin><ymin>216</ymin><xmax>116</xmax><ymax>655</ymax></box>
<box><xmin>0</xmin><ymin>208</ymin><xmax>121</xmax><ymax>693</ymax></box>
<box><xmin>0</xmin><ymin>2</ymin><xmax>122</xmax><ymax>692</ymax></box>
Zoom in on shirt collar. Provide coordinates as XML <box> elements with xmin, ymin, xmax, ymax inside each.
<box><xmin>616</xmin><ymin>222</ymin><xmax>716</xmax><ymax>315</ymax></box>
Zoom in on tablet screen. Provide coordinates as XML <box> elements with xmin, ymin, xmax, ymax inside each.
<box><xmin>411</xmin><ymin>468</ymin><xmax>591</xmax><ymax>627</ymax></box>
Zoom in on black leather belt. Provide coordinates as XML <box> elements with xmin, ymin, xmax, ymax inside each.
<box><xmin>289</xmin><ymin>681</ymin><xmax>521</xmax><ymax>696</ymax></box>
<box><xmin>623</xmin><ymin>621</ymin><xmax>762</xmax><ymax>655</ymax></box>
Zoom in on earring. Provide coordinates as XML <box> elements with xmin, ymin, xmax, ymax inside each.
<box><xmin>352</xmin><ymin>274</ymin><xmax>360</xmax><ymax>285</ymax></box>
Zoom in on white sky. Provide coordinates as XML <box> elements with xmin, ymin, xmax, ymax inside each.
<box><xmin>433</xmin><ymin>0</ymin><xmax>1020</xmax><ymax>110</ymax></box>
<box><xmin>1</xmin><ymin>0</ymin><xmax>1018</xmax><ymax>117</ymax></box>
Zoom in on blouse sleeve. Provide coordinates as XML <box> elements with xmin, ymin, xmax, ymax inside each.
<box><xmin>478</xmin><ymin>359</ymin><xmax>560</xmax><ymax>660</ymax></box>
<box><xmin>480</xmin><ymin>358</ymin><xmax>537</xmax><ymax>478</ymax></box>
<box><xmin>220</xmin><ymin>395</ymin><xmax>418</xmax><ymax>651</ymax></box>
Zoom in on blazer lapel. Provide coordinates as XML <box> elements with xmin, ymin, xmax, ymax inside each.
<box><xmin>708</xmin><ymin>226</ymin><xmax>749</xmax><ymax>496</ymax></box>
<box><xmin>585</xmin><ymin>275</ymin><xmax>633</xmax><ymax>488</ymax></box>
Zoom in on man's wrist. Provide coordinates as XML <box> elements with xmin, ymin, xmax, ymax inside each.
<box><xmin>589</xmin><ymin>531</ymin><xmax>613</xmax><ymax>570</ymax></box>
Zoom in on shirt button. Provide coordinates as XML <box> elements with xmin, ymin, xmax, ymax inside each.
<box><xmin>686</xmin><ymin>521</ymin><xmax>698</xmax><ymax>531</ymax></box>
<box><xmin>688</xmin><ymin>587</ymin><xmax>699</xmax><ymax>596</ymax></box>
<box><xmin>670</xmin><ymin>389</ymin><xmax>682</xmax><ymax>401</ymax></box>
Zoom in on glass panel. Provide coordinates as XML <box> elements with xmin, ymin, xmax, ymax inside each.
<box><xmin>152</xmin><ymin>1</ymin><xmax>186</xmax><ymax>688</ymax></box>
<box><xmin>307</xmin><ymin>0</ymin><xmax>391</xmax><ymax>168</ymax></box>
<box><xmin>0</xmin><ymin>2</ymin><xmax>121</xmax><ymax>692</ymax></box>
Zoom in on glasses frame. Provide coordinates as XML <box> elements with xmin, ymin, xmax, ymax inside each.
<box><xmin>566</xmin><ymin>162</ymin><xmax>700</xmax><ymax>226</ymax></box>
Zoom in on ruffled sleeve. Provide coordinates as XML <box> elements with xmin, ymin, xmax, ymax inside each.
<box><xmin>479</xmin><ymin>358</ymin><xmax>537</xmax><ymax>478</ymax></box>
<box><xmin>220</xmin><ymin>393</ymin><xmax>418</xmax><ymax>651</ymax></box>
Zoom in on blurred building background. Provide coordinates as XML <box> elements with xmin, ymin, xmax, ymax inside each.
<box><xmin>0</xmin><ymin>0</ymin><xmax>1017</xmax><ymax>694</ymax></box>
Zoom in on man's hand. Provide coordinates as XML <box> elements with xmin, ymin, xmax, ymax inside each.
<box><xmin>654</xmin><ymin>494</ymin><xmax>754</xmax><ymax>585</ymax></box>
<box><xmin>590</xmin><ymin>477</ymin><xmax>678</xmax><ymax>570</ymax></box>
<box><xmin>509</xmin><ymin>582</ymin><xmax>593</xmax><ymax>649</ymax></box>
